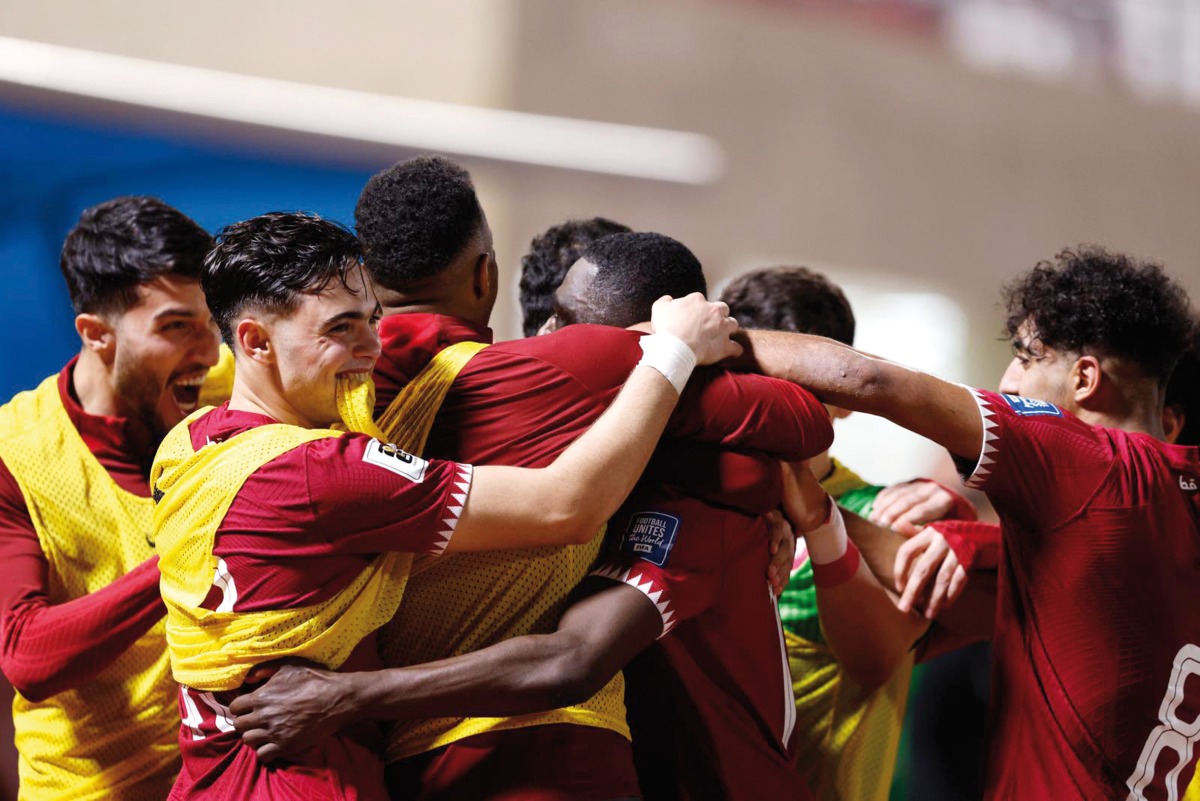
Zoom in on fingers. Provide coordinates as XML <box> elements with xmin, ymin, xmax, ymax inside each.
<box><xmin>871</xmin><ymin>481</ymin><xmax>957</xmax><ymax>535</ymax></box>
<box><xmin>256</xmin><ymin>742</ymin><xmax>284</xmax><ymax>764</ymax></box>
<box><xmin>649</xmin><ymin>294</ymin><xmax>740</xmax><ymax>366</ymax></box>
<box><xmin>946</xmin><ymin>565</ymin><xmax>969</xmax><ymax>607</ymax></box>
<box><xmin>764</xmin><ymin>510</ymin><xmax>795</xmax><ymax>596</ymax></box>
<box><xmin>923</xmin><ymin>550</ymin><xmax>961</xmax><ymax>619</ymax></box>
<box><xmin>893</xmin><ymin>532</ymin><xmax>926</xmax><ymax>596</ymax></box>
<box><xmin>897</xmin><ymin>533</ymin><xmax>947</xmax><ymax>614</ymax></box>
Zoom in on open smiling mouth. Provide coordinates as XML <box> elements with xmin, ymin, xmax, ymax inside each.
<box><xmin>170</xmin><ymin>374</ymin><xmax>207</xmax><ymax>415</ymax></box>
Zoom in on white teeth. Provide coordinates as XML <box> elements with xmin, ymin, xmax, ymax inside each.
<box><xmin>174</xmin><ymin>375</ymin><xmax>206</xmax><ymax>387</ymax></box>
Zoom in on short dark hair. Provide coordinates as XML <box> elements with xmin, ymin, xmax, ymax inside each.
<box><xmin>1002</xmin><ymin>246</ymin><xmax>1194</xmax><ymax>385</ymax></box>
<box><xmin>720</xmin><ymin>266</ymin><xmax>855</xmax><ymax>345</ymax></box>
<box><xmin>1166</xmin><ymin>322</ymin><xmax>1200</xmax><ymax>446</ymax></box>
<box><xmin>519</xmin><ymin>217</ymin><xmax>632</xmax><ymax>337</ymax></box>
<box><xmin>203</xmin><ymin>212</ymin><xmax>362</xmax><ymax>346</ymax></box>
<box><xmin>579</xmin><ymin>232</ymin><xmax>706</xmax><ymax>328</ymax></box>
<box><xmin>59</xmin><ymin>196</ymin><xmax>212</xmax><ymax>316</ymax></box>
<box><xmin>355</xmin><ymin>155</ymin><xmax>484</xmax><ymax>291</ymax></box>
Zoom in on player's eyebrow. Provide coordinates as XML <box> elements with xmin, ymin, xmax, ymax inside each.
<box><xmin>319</xmin><ymin>309</ymin><xmax>369</xmax><ymax>329</ymax></box>
<box><xmin>153</xmin><ymin>307</ymin><xmax>201</xmax><ymax>321</ymax></box>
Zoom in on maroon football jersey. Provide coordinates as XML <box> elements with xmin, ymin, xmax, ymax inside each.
<box><xmin>961</xmin><ymin>390</ymin><xmax>1200</xmax><ymax>800</ymax></box>
<box><xmin>591</xmin><ymin>488</ymin><xmax>811</xmax><ymax>801</ymax></box>
<box><xmin>169</xmin><ymin>405</ymin><xmax>469</xmax><ymax>801</ymax></box>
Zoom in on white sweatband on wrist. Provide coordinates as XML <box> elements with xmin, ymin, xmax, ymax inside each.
<box><xmin>638</xmin><ymin>333</ymin><xmax>697</xmax><ymax>395</ymax></box>
<box><xmin>805</xmin><ymin>501</ymin><xmax>848</xmax><ymax>565</ymax></box>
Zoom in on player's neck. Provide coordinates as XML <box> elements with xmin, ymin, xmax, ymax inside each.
<box><xmin>227</xmin><ymin>376</ymin><xmax>316</xmax><ymax>429</ymax></box>
<box><xmin>72</xmin><ymin>349</ymin><xmax>126</xmax><ymax>420</ymax></box>
<box><xmin>375</xmin><ymin>285</ymin><xmax>490</xmax><ymax>329</ymax></box>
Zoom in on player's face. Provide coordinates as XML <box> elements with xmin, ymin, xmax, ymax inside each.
<box><xmin>268</xmin><ymin>266</ymin><xmax>382</xmax><ymax>429</ymax></box>
<box><xmin>109</xmin><ymin>274</ymin><xmax>221</xmax><ymax>439</ymax></box>
<box><xmin>998</xmin><ymin>319</ymin><xmax>1075</xmax><ymax>408</ymax></box>
<box><xmin>545</xmin><ymin>257</ymin><xmax>603</xmax><ymax>332</ymax></box>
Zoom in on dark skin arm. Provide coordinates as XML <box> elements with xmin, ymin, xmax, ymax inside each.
<box><xmin>730</xmin><ymin>330</ymin><xmax>983</xmax><ymax>462</ymax></box>
<box><xmin>230</xmin><ymin>579</ymin><xmax>660</xmax><ymax>763</ymax></box>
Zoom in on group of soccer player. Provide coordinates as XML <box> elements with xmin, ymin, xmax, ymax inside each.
<box><xmin>0</xmin><ymin>153</ymin><xmax>1197</xmax><ymax>801</ymax></box>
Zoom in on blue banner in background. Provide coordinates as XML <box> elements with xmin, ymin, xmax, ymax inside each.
<box><xmin>0</xmin><ymin>103</ymin><xmax>376</xmax><ymax>399</ymax></box>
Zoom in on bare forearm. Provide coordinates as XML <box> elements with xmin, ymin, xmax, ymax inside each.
<box><xmin>842</xmin><ymin>509</ymin><xmax>904</xmax><ymax>590</ymax></box>
<box><xmin>733</xmin><ymin>330</ymin><xmax>982</xmax><ymax>459</ymax></box>
<box><xmin>342</xmin><ymin>634</ymin><xmax>596</xmax><ymax>722</ymax></box>
<box><xmin>817</xmin><ymin>561</ymin><xmax>928</xmax><ymax>691</ymax></box>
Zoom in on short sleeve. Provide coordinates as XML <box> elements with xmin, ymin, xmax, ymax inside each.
<box><xmin>589</xmin><ymin>496</ymin><xmax>722</xmax><ymax>638</ymax></box>
<box><xmin>239</xmin><ymin>434</ymin><xmax>473</xmax><ymax>557</ymax></box>
<box><xmin>957</xmin><ymin>389</ymin><xmax>1115</xmax><ymax>531</ymax></box>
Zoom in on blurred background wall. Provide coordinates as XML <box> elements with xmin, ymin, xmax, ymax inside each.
<box><xmin>2</xmin><ymin>1</ymin><xmax>1200</xmax><ymax>798</ymax></box>
<box><xmin>3</xmin><ymin>0</ymin><xmax>1199</xmax><ymax>486</ymax></box>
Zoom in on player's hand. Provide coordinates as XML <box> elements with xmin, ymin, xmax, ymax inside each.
<box><xmin>229</xmin><ymin>661</ymin><xmax>358</xmax><ymax>763</ymax></box>
<box><xmin>649</xmin><ymin>294</ymin><xmax>742</xmax><ymax>366</ymax></box>
<box><xmin>780</xmin><ymin>461</ymin><xmax>833</xmax><ymax>534</ymax></box>
<box><xmin>869</xmin><ymin>479</ymin><xmax>974</xmax><ymax>536</ymax></box>
<box><xmin>893</xmin><ymin>527</ymin><xmax>968</xmax><ymax>619</ymax></box>
<box><xmin>765</xmin><ymin>510</ymin><xmax>795</xmax><ymax>596</ymax></box>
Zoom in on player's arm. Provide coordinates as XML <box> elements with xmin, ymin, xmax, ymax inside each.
<box><xmin>731</xmin><ymin>330</ymin><xmax>983</xmax><ymax>461</ymax></box>
<box><xmin>230</xmin><ymin>580</ymin><xmax>661</xmax><ymax>762</ymax></box>
<box><xmin>447</xmin><ymin>295</ymin><xmax>741</xmax><ymax>552</ymax></box>
<box><xmin>784</xmin><ymin>463</ymin><xmax>928</xmax><ymax>691</ymax></box>
<box><xmin>0</xmin><ymin>466</ymin><xmax>164</xmax><ymax>702</ymax></box>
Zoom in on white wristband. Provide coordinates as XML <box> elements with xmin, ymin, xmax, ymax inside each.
<box><xmin>805</xmin><ymin>502</ymin><xmax>849</xmax><ymax>565</ymax></box>
<box><xmin>638</xmin><ymin>333</ymin><xmax>697</xmax><ymax>395</ymax></box>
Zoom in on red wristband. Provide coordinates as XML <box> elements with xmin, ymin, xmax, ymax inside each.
<box><xmin>811</xmin><ymin>541</ymin><xmax>861</xmax><ymax>588</ymax></box>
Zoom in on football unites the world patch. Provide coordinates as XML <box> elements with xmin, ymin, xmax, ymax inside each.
<box><xmin>1001</xmin><ymin>393</ymin><xmax>1063</xmax><ymax>418</ymax></box>
<box><xmin>362</xmin><ymin>438</ymin><xmax>428</xmax><ymax>483</ymax></box>
<box><xmin>620</xmin><ymin>511</ymin><xmax>680</xmax><ymax>567</ymax></box>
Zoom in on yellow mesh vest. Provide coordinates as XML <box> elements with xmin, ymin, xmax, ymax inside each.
<box><xmin>0</xmin><ymin>375</ymin><xmax>177</xmax><ymax>801</ymax></box>
<box><xmin>151</xmin><ymin>411</ymin><xmax>412</xmax><ymax>692</ymax></box>
<box><xmin>1186</xmin><ymin>770</ymin><xmax>1200</xmax><ymax>799</ymax></box>
<box><xmin>337</xmin><ymin>342</ymin><xmax>629</xmax><ymax>762</ymax></box>
<box><xmin>787</xmin><ymin>460</ymin><xmax>913</xmax><ymax>801</ymax></box>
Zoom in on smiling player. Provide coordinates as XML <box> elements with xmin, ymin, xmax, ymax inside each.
<box><xmin>0</xmin><ymin>196</ymin><xmax>220</xmax><ymax>800</ymax></box>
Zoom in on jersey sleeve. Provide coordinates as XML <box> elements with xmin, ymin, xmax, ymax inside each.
<box><xmin>670</xmin><ymin>369</ymin><xmax>833</xmax><ymax>461</ymax></box>
<box><xmin>957</xmin><ymin>389</ymin><xmax>1115</xmax><ymax>532</ymax></box>
<box><xmin>0</xmin><ymin>456</ymin><xmax>164</xmax><ymax>700</ymax></box>
<box><xmin>241</xmin><ymin>434</ymin><xmax>473</xmax><ymax>557</ymax></box>
<box><xmin>927</xmin><ymin>520</ymin><xmax>1001</xmax><ymax>573</ymax></box>
<box><xmin>589</xmin><ymin>496</ymin><xmax>723</xmax><ymax>639</ymax></box>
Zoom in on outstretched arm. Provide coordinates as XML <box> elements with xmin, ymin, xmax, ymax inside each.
<box><xmin>783</xmin><ymin>463</ymin><xmax>927</xmax><ymax>691</ymax></box>
<box><xmin>230</xmin><ymin>580</ymin><xmax>660</xmax><ymax>762</ymax></box>
<box><xmin>449</xmin><ymin>294</ymin><xmax>741</xmax><ymax>552</ymax></box>
<box><xmin>732</xmin><ymin>330</ymin><xmax>983</xmax><ymax>462</ymax></box>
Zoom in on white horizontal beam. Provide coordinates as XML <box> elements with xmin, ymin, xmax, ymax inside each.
<box><xmin>0</xmin><ymin>35</ymin><xmax>725</xmax><ymax>185</ymax></box>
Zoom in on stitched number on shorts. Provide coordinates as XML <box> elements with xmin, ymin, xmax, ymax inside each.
<box><xmin>1127</xmin><ymin>644</ymin><xmax>1200</xmax><ymax>801</ymax></box>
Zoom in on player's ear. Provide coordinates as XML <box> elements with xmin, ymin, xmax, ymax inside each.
<box><xmin>236</xmin><ymin>318</ymin><xmax>274</xmax><ymax>366</ymax></box>
<box><xmin>472</xmin><ymin>251</ymin><xmax>494</xmax><ymax>301</ymax></box>
<box><xmin>1163</xmin><ymin>402</ymin><xmax>1185</xmax><ymax>445</ymax></box>
<box><xmin>1071</xmin><ymin>354</ymin><xmax>1103</xmax><ymax>404</ymax></box>
<box><xmin>75</xmin><ymin>313</ymin><xmax>115</xmax><ymax>360</ymax></box>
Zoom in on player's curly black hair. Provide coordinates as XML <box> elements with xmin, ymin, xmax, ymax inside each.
<box><xmin>1002</xmin><ymin>246</ymin><xmax>1194</xmax><ymax>385</ymax></box>
<box><xmin>203</xmin><ymin>212</ymin><xmax>362</xmax><ymax>346</ymax></box>
<box><xmin>60</xmin><ymin>196</ymin><xmax>212</xmax><ymax>316</ymax></box>
<box><xmin>355</xmin><ymin>156</ymin><xmax>485</xmax><ymax>291</ymax></box>
<box><xmin>719</xmin><ymin>266</ymin><xmax>855</xmax><ymax>345</ymax></box>
<box><xmin>518</xmin><ymin>217</ymin><xmax>632</xmax><ymax>337</ymax></box>
<box><xmin>579</xmin><ymin>232</ymin><xmax>706</xmax><ymax>328</ymax></box>
<box><xmin>1166</xmin><ymin>322</ymin><xmax>1200</xmax><ymax>446</ymax></box>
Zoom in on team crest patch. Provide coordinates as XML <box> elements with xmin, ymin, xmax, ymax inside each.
<box><xmin>1000</xmin><ymin>393</ymin><xmax>1063</xmax><ymax>418</ymax></box>
<box><xmin>362</xmin><ymin>438</ymin><xmax>427</xmax><ymax>483</ymax></box>
<box><xmin>620</xmin><ymin>512</ymin><xmax>680</xmax><ymax>567</ymax></box>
